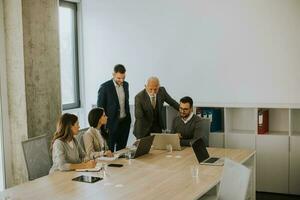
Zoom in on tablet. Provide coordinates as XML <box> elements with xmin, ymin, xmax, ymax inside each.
<box><xmin>72</xmin><ymin>175</ymin><xmax>102</xmax><ymax>183</ymax></box>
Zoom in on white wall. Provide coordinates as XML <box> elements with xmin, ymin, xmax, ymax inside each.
<box><xmin>81</xmin><ymin>0</ymin><xmax>300</xmax><ymax>111</ymax></box>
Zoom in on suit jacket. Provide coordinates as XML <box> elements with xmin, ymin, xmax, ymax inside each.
<box><xmin>133</xmin><ymin>87</ymin><xmax>179</xmax><ymax>139</ymax></box>
<box><xmin>97</xmin><ymin>80</ymin><xmax>131</xmax><ymax>134</ymax></box>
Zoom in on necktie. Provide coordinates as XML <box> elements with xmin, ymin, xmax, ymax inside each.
<box><xmin>151</xmin><ymin>96</ymin><xmax>156</xmax><ymax>108</ymax></box>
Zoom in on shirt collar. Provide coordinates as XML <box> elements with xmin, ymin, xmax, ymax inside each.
<box><xmin>181</xmin><ymin>112</ymin><xmax>194</xmax><ymax>124</ymax></box>
<box><xmin>147</xmin><ymin>91</ymin><xmax>157</xmax><ymax>99</ymax></box>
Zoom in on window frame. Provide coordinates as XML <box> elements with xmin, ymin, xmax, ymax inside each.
<box><xmin>59</xmin><ymin>0</ymin><xmax>81</xmax><ymax>110</ymax></box>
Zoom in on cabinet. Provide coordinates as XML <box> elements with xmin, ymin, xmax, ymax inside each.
<box><xmin>225</xmin><ymin>108</ymin><xmax>256</xmax><ymax>150</ymax></box>
<box><xmin>165</xmin><ymin>104</ymin><xmax>300</xmax><ymax>195</ymax></box>
<box><xmin>256</xmin><ymin>134</ymin><xmax>289</xmax><ymax>193</ymax></box>
<box><xmin>289</xmin><ymin>109</ymin><xmax>300</xmax><ymax>194</ymax></box>
<box><xmin>209</xmin><ymin>132</ymin><xmax>224</xmax><ymax>148</ymax></box>
<box><xmin>289</xmin><ymin>136</ymin><xmax>300</xmax><ymax>195</ymax></box>
<box><xmin>267</xmin><ymin>108</ymin><xmax>289</xmax><ymax>135</ymax></box>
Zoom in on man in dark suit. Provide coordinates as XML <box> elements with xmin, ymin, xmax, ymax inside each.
<box><xmin>97</xmin><ymin>64</ymin><xmax>131</xmax><ymax>151</ymax></box>
<box><xmin>133</xmin><ymin>77</ymin><xmax>179</xmax><ymax>139</ymax></box>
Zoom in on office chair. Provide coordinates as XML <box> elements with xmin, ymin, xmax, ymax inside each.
<box><xmin>22</xmin><ymin>134</ymin><xmax>53</xmax><ymax>180</ymax></box>
<box><xmin>200</xmin><ymin>158</ymin><xmax>251</xmax><ymax>200</ymax></box>
<box><xmin>197</xmin><ymin>118</ymin><xmax>211</xmax><ymax>147</ymax></box>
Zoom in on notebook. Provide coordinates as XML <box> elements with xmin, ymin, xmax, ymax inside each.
<box><xmin>75</xmin><ymin>162</ymin><xmax>102</xmax><ymax>172</ymax></box>
<box><xmin>191</xmin><ymin>138</ymin><xmax>224</xmax><ymax>166</ymax></box>
<box><xmin>97</xmin><ymin>154</ymin><xmax>120</xmax><ymax>161</ymax></box>
<box><xmin>151</xmin><ymin>133</ymin><xmax>183</xmax><ymax>151</ymax></box>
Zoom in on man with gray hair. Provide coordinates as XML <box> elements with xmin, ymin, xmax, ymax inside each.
<box><xmin>133</xmin><ymin>77</ymin><xmax>179</xmax><ymax>139</ymax></box>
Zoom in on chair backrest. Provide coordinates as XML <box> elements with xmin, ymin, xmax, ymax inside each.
<box><xmin>22</xmin><ymin>134</ymin><xmax>53</xmax><ymax>180</ymax></box>
<box><xmin>197</xmin><ymin>118</ymin><xmax>211</xmax><ymax>147</ymax></box>
<box><xmin>217</xmin><ymin>158</ymin><xmax>251</xmax><ymax>200</ymax></box>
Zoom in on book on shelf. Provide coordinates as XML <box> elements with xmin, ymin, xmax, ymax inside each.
<box><xmin>258</xmin><ymin>109</ymin><xmax>269</xmax><ymax>134</ymax></box>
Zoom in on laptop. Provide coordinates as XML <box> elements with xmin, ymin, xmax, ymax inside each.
<box><xmin>192</xmin><ymin>138</ymin><xmax>224</xmax><ymax>166</ymax></box>
<box><xmin>151</xmin><ymin>133</ymin><xmax>183</xmax><ymax>151</ymax></box>
<box><xmin>129</xmin><ymin>135</ymin><xmax>155</xmax><ymax>159</ymax></box>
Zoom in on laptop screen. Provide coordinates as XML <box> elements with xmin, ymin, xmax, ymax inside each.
<box><xmin>133</xmin><ymin>135</ymin><xmax>155</xmax><ymax>158</ymax></box>
<box><xmin>191</xmin><ymin>138</ymin><xmax>210</xmax><ymax>163</ymax></box>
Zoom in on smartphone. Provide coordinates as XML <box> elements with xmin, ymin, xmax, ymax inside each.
<box><xmin>72</xmin><ymin>175</ymin><xmax>102</xmax><ymax>183</ymax></box>
<box><xmin>108</xmin><ymin>163</ymin><xmax>123</xmax><ymax>167</ymax></box>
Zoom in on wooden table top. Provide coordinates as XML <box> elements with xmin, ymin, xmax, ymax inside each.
<box><xmin>2</xmin><ymin>147</ymin><xmax>255</xmax><ymax>200</ymax></box>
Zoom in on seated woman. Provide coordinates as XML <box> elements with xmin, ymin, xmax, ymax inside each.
<box><xmin>83</xmin><ymin>107</ymin><xmax>113</xmax><ymax>159</ymax></box>
<box><xmin>49</xmin><ymin>113</ymin><xmax>96</xmax><ymax>173</ymax></box>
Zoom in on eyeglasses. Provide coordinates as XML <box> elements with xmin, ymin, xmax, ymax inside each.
<box><xmin>179</xmin><ymin>107</ymin><xmax>190</xmax><ymax>111</ymax></box>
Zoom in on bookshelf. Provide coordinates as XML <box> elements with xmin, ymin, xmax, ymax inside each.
<box><xmin>291</xmin><ymin>109</ymin><xmax>300</xmax><ymax>136</ymax></box>
<box><xmin>267</xmin><ymin>108</ymin><xmax>289</xmax><ymax>135</ymax></box>
<box><xmin>164</xmin><ymin>104</ymin><xmax>300</xmax><ymax>195</ymax></box>
<box><xmin>225</xmin><ymin>108</ymin><xmax>256</xmax><ymax>134</ymax></box>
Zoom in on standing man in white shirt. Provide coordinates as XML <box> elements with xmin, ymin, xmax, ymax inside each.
<box><xmin>171</xmin><ymin>96</ymin><xmax>209</xmax><ymax>147</ymax></box>
<box><xmin>133</xmin><ymin>77</ymin><xmax>179</xmax><ymax>139</ymax></box>
<box><xmin>97</xmin><ymin>64</ymin><xmax>131</xmax><ymax>151</ymax></box>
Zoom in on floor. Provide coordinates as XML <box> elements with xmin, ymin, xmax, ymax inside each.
<box><xmin>257</xmin><ymin>192</ymin><xmax>300</xmax><ymax>200</ymax></box>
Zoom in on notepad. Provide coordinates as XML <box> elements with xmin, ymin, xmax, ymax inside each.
<box><xmin>75</xmin><ymin>166</ymin><xmax>102</xmax><ymax>172</ymax></box>
<box><xmin>97</xmin><ymin>154</ymin><xmax>120</xmax><ymax>161</ymax></box>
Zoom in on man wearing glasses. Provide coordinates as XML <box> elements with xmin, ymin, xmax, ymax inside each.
<box><xmin>171</xmin><ymin>96</ymin><xmax>209</xmax><ymax>147</ymax></box>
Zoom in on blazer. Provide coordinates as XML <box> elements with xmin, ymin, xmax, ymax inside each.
<box><xmin>133</xmin><ymin>87</ymin><xmax>179</xmax><ymax>139</ymax></box>
<box><xmin>83</xmin><ymin>127</ymin><xmax>109</xmax><ymax>159</ymax></box>
<box><xmin>97</xmin><ymin>79</ymin><xmax>131</xmax><ymax>134</ymax></box>
<box><xmin>49</xmin><ymin>138</ymin><xmax>86</xmax><ymax>173</ymax></box>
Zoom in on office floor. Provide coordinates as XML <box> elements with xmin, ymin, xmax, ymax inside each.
<box><xmin>257</xmin><ymin>192</ymin><xmax>300</xmax><ymax>200</ymax></box>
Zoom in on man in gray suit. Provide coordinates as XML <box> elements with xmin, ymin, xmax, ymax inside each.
<box><xmin>133</xmin><ymin>77</ymin><xmax>179</xmax><ymax>139</ymax></box>
<box><xmin>172</xmin><ymin>96</ymin><xmax>209</xmax><ymax>147</ymax></box>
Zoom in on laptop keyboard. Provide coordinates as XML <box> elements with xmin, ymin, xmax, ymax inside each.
<box><xmin>204</xmin><ymin>157</ymin><xmax>219</xmax><ymax>163</ymax></box>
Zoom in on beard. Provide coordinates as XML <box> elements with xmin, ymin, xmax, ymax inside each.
<box><xmin>180</xmin><ymin>112</ymin><xmax>190</xmax><ymax>119</ymax></box>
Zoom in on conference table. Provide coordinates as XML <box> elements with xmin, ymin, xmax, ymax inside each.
<box><xmin>1</xmin><ymin>147</ymin><xmax>256</xmax><ymax>200</ymax></box>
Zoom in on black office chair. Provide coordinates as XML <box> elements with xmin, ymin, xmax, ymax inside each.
<box><xmin>22</xmin><ymin>134</ymin><xmax>53</xmax><ymax>180</ymax></box>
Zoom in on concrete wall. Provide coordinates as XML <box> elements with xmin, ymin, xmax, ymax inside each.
<box><xmin>3</xmin><ymin>0</ymin><xmax>28</xmax><ymax>186</ymax></box>
<box><xmin>22</xmin><ymin>0</ymin><xmax>61</xmax><ymax>138</ymax></box>
<box><xmin>0</xmin><ymin>0</ymin><xmax>12</xmax><ymax>190</ymax></box>
<box><xmin>0</xmin><ymin>0</ymin><xmax>62</xmax><ymax>187</ymax></box>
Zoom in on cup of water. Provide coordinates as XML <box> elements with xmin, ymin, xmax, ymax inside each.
<box><xmin>102</xmin><ymin>163</ymin><xmax>108</xmax><ymax>177</ymax></box>
<box><xmin>166</xmin><ymin>144</ymin><xmax>173</xmax><ymax>153</ymax></box>
<box><xmin>162</xmin><ymin>129</ymin><xmax>171</xmax><ymax>134</ymax></box>
<box><xmin>125</xmin><ymin>151</ymin><xmax>132</xmax><ymax>160</ymax></box>
<box><xmin>190</xmin><ymin>165</ymin><xmax>199</xmax><ymax>178</ymax></box>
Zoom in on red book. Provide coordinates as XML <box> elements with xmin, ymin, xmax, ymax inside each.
<box><xmin>258</xmin><ymin>109</ymin><xmax>269</xmax><ymax>134</ymax></box>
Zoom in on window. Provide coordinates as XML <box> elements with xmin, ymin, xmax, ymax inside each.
<box><xmin>59</xmin><ymin>1</ymin><xmax>80</xmax><ymax>110</ymax></box>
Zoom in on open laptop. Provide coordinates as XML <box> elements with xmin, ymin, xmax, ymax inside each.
<box><xmin>128</xmin><ymin>135</ymin><xmax>155</xmax><ymax>159</ymax></box>
<box><xmin>192</xmin><ymin>138</ymin><xmax>224</xmax><ymax>166</ymax></box>
<box><xmin>151</xmin><ymin>133</ymin><xmax>183</xmax><ymax>151</ymax></box>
